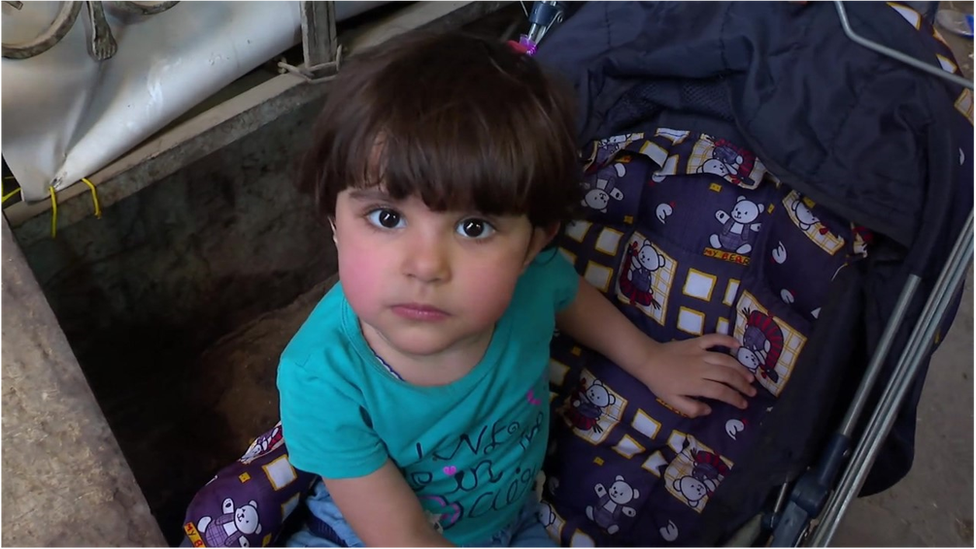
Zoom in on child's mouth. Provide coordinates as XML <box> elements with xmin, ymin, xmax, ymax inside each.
<box><xmin>391</xmin><ymin>303</ymin><xmax>450</xmax><ymax>321</ymax></box>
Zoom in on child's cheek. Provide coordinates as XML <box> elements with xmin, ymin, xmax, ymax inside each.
<box><xmin>337</xmin><ymin>247</ymin><xmax>386</xmax><ymax>315</ymax></box>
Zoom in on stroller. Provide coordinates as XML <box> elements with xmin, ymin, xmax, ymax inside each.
<box><xmin>181</xmin><ymin>2</ymin><xmax>973</xmax><ymax>547</ymax></box>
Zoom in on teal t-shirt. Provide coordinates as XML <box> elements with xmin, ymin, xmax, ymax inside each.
<box><xmin>277</xmin><ymin>250</ymin><xmax>579</xmax><ymax>545</ymax></box>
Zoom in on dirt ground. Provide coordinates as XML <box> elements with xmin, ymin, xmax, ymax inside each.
<box><xmin>102</xmin><ymin>276</ymin><xmax>339</xmax><ymax>546</ymax></box>
<box><xmin>195</xmin><ymin>275</ymin><xmax>337</xmax><ymax>453</ymax></box>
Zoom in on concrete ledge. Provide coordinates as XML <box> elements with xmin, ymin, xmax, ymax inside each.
<box><xmin>1</xmin><ymin>217</ymin><xmax>167</xmax><ymax>547</ymax></box>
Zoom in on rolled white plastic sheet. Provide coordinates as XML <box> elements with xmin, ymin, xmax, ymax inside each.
<box><xmin>1</xmin><ymin>1</ymin><xmax>380</xmax><ymax>202</ymax></box>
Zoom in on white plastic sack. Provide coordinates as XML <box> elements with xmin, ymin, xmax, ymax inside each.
<box><xmin>1</xmin><ymin>1</ymin><xmax>378</xmax><ymax>202</ymax></box>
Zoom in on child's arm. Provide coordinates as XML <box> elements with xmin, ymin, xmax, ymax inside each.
<box><xmin>324</xmin><ymin>460</ymin><xmax>455</xmax><ymax>547</ymax></box>
<box><xmin>556</xmin><ymin>277</ymin><xmax>757</xmax><ymax>417</ymax></box>
<box><xmin>280</xmin><ymin>364</ymin><xmax>449</xmax><ymax>546</ymax></box>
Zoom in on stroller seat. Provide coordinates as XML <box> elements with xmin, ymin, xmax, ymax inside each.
<box><xmin>539</xmin><ymin>129</ymin><xmax>868</xmax><ymax>546</ymax></box>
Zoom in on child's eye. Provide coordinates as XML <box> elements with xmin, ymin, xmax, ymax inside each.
<box><xmin>366</xmin><ymin>208</ymin><xmax>405</xmax><ymax>229</ymax></box>
<box><xmin>456</xmin><ymin>218</ymin><xmax>496</xmax><ymax>239</ymax></box>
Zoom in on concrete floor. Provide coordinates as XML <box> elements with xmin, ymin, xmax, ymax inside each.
<box><xmin>831</xmin><ymin>3</ymin><xmax>974</xmax><ymax>545</ymax></box>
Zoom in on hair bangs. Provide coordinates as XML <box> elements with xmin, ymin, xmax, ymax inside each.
<box><xmin>298</xmin><ymin>31</ymin><xmax>583</xmax><ymax>230</ymax></box>
<box><xmin>373</xmin><ymin>105</ymin><xmax>538</xmax><ymax>219</ymax></box>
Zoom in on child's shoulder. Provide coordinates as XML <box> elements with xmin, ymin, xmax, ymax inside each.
<box><xmin>521</xmin><ymin>248</ymin><xmax>572</xmax><ymax>280</ymax></box>
<box><xmin>280</xmin><ymin>282</ymin><xmax>359</xmax><ymax>370</ymax></box>
<box><xmin>514</xmin><ymin>249</ymin><xmax>579</xmax><ymax>307</ymax></box>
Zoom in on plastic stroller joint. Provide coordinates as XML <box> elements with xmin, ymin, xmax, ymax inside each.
<box><xmin>769</xmin><ymin>434</ymin><xmax>851</xmax><ymax>546</ymax></box>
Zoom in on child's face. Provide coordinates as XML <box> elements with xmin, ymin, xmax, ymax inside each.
<box><xmin>332</xmin><ymin>187</ymin><xmax>554</xmax><ymax>360</ymax></box>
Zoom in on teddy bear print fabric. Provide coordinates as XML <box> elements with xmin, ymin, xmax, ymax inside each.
<box><xmin>184</xmin><ymin>422</ymin><xmax>318</xmax><ymax>547</ymax></box>
<box><xmin>540</xmin><ymin>130</ymin><xmax>869</xmax><ymax>546</ymax></box>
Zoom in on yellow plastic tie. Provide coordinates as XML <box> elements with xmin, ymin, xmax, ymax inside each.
<box><xmin>49</xmin><ymin>186</ymin><xmax>58</xmax><ymax>239</ymax></box>
<box><xmin>81</xmin><ymin>177</ymin><xmax>102</xmax><ymax>218</ymax></box>
<box><xmin>0</xmin><ymin>189</ymin><xmax>20</xmax><ymax>204</ymax></box>
<box><xmin>0</xmin><ymin>176</ymin><xmax>20</xmax><ymax>204</ymax></box>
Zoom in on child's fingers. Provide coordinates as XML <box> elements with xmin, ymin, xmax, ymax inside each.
<box><xmin>702</xmin><ymin>364</ymin><xmax>757</xmax><ymax>397</ymax></box>
<box><xmin>696</xmin><ymin>333</ymin><xmax>740</xmax><ymax>350</ymax></box>
<box><xmin>694</xmin><ymin>381</ymin><xmax>749</xmax><ymax>410</ymax></box>
<box><xmin>704</xmin><ymin>352</ymin><xmax>756</xmax><ymax>384</ymax></box>
<box><xmin>668</xmin><ymin>395</ymin><xmax>711</xmax><ymax>418</ymax></box>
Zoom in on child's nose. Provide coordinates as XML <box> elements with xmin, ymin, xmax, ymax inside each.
<box><xmin>402</xmin><ymin>234</ymin><xmax>451</xmax><ymax>283</ymax></box>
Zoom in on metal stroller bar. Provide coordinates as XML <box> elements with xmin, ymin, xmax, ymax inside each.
<box><xmin>519</xmin><ymin>1</ymin><xmax>565</xmax><ymax>55</ymax></box>
<box><xmin>772</xmin><ymin>210</ymin><xmax>973</xmax><ymax>547</ymax></box>
<box><xmin>834</xmin><ymin>1</ymin><xmax>974</xmax><ymax>90</ymax></box>
<box><xmin>768</xmin><ymin>5</ymin><xmax>971</xmax><ymax>546</ymax></box>
<box><xmin>838</xmin><ymin>276</ymin><xmax>921</xmax><ymax>438</ymax></box>
<box><xmin>809</xmin><ymin>210</ymin><xmax>974</xmax><ymax>546</ymax></box>
<box><xmin>770</xmin><ymin>277</ymin><xmax>921</xmax><ymax>545</ymax></box>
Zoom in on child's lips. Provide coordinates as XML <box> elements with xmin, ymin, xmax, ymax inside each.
<box><xmin>390</xmin><ymin>303</ymin><xmax>450</xmax><ymax>321</ymax></box>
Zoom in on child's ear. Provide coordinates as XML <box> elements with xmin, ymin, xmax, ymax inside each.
<box><xmin>329</xmin><ymin>218</ymin><xmax>338</xmax><ymax>247</ymax></box>
<box><xmin>541</xmin><ymin>222</ymin><xmax>561</xmax><ymax>246</ymax></box>
<box><xmin>522</xmin><ymin>222</ymin><xmax>562</xmax><ymax>270</ymax></box>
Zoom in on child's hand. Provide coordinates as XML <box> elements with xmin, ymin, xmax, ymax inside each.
<box><xmin>556</xmin><ymin>280</ymin><xmax>757</xmax><ymax>418</ymax></box>
<box><xmin>636</xmin><ymin>334</ymin><xmax>757</xmax><ymax>418</ymax></box>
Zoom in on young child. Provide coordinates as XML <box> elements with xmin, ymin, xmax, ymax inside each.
<box><xmin>278</xmin><ymin>31</ymin><xmax>756</xmax><ymax>547</ymax></box>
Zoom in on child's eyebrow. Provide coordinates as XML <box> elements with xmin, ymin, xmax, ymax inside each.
<box><xmin>347</xmin><ymin>188</ymin><xmax>393</xmax><ymax>202</ymax></box>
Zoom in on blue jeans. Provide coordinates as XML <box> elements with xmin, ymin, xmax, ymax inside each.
<box><xmin>286</xmin><ymin>481</ymin><xmax>556</xmax><ymax>547</ymax></box>
<box><xmin>472</xmin><ymin>501</ymin><xmax>557</xmax><ymax>548</ymax></box>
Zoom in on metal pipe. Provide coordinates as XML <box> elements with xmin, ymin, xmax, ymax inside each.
<box><xmin>772</xmin><ymin>483</ymin><xmax>791</xmax><ymax>514</ymax></box>
<box><xmin>809</xmin><ymin>210</ymin><xmax>974</xmax><ymax>546</ymax></box>
<box><xmin>838</xmin><ymin>276</ymin><xmax>920</xmax><ymax>437</ymax></box>
<box><xmin>835</xmin><ymin>1</ymin><xmax>974</xmax><ymax>90</ymax></box>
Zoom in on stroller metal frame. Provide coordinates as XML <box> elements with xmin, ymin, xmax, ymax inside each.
<box><xmin>524</xmin><ymin>1</ymin><xmax>974</xmax><ymax>546</ymax></box>
<box><xmin>772</xmin><ymin>210</ymin><xmax>974</xmax><ymax>547</ymax></box>
<box><xmin>771</xmin><ymin>3</ymin><xmax>973</xmax><ymax>546</ymax></box>
<box><xmin>808</xmin><ymin>213</ymin><xmax>973</xmax><ymax>546</ymax></box>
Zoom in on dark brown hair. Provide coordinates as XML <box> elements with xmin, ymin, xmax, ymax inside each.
<box><xmin>297</xmin><ymin>30</ymin><xmax>582</xmax><ymax>229</ymax></box>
